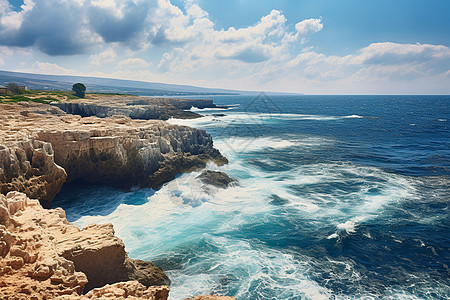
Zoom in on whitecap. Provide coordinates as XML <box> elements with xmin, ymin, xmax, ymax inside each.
<box><xmin>167</xmin><ymin>112</ymin><xmax>366</xmax><ymax>130</ymax></box>
<box><xmin>342</xmin><ymin>114</ymin><xmax>364</xmax><ymax>119</ymax></box>
<box><xmin>189</xmin><ymin>106</ymin><xmax>229</xmax><ymax>111</ymax></box>
<box><xmin>327</xmin><ymin>233</ymin><xmax>339</xmax><ymax>239</ymax></box>
<box><xmin>336</xmin><ymin>220</ymin><xmax>357</xmax><ymax>233</ymax></box>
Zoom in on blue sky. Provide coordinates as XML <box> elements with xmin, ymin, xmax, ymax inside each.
<box><xmin>0</xmin><ymin>0</ymin><xmax>449</xmax><ymax>94</ymax></box>
<box><xmin>198</xmin><ymin>0</ymin><xmax>450</xmax><ymax>53</ymax></box>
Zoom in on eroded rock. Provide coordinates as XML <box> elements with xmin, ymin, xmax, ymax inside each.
<box><xmin>0</xmin><ymin>191</ymin><xmax>88</xmax><ymax>299</ymax></box>
<box><xmin>53</xmin><ymin>95</ymin><xmax>220</xmax><ymax>120</ymax></box>
<box><xmin>0</xmin><ymin>102</ymin><xmax>227</xmax><ymax>207</ymax></box>
<box><xmin>196</xmin><ymin>170</ymin><xmax>237</xmax><ymax>189</ymax></box>
<box><xmin>0</xmin><ymin>191</ymin><xmax>169</xmax><ymax>299</ymax></box>
<box><xmin>83</xmin><ymin>281</ymin><xmax>169</xmax><ymax>300</ymax></box>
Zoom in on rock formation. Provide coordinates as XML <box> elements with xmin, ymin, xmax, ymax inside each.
<box><xmin>0</xmin><ymin>100</ymin><xmax>235</xmax><ymax>300</ymax></box>
<box><xmin>196</xmin><ymin>170</ymin><xmax>237</xmax><ymax>189</ymax></box>
<box><xmin>0</xmin><ymin>102</ymin><xmax>227</xmax><ymax>207</ymax></box>
<box><xmin>83</xmin><ymin>281</ymin><xmax>169</xmax><ymax>299</ymax></box>
<box><xmin>54</xmin><ymin>223</ymin><xmax>170</xmax><ymax>292</ymax></box>
<box><xmin>0</xmin><ymin>191</ymin><xmax>169</xmax><ymax>299</ymax></box>
<box><xmin>53</xmin><ymin>94</ymin><xmax>225</xmax><ymax>120</ymax></box>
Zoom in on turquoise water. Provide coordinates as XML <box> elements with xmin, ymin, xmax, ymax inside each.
<box><xmin>53</xmin><ymin>95</ymin><xmax>449</xmax><ymax>299</ymax></box>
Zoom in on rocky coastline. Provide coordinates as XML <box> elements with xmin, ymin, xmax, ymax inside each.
<box><xmin>0</xmin><ymin>191</ymin><xmax>170</xmax><ymax>299</ymax></box>
<box><xmin>0</xmin><ymin>101</ymin><xmax>227</xmax><ymax>208</ymax></box>
<box><xmin>0</xmin><ymin>98</ymin><xmax>235</xmax><ymax>299</ymax></box>
<box><xmin>53</xmin><ymin>94</ymin><xmax>226</xmax><ymax>120</ymax></box>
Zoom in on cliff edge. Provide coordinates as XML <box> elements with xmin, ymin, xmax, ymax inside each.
<box><xmin>53</xmin><ymin>94</ymin><xmax>222</xmax><ymax>120</ymax></box>
<box><xmin>0</xmin><ymin>102</ymin><xmax>227</xmax><ymax>208</ymax></box>
<box><xmin>0</xmin><ymin>191</ymin><xmax>170</xmax><ymax>299</ymax></box>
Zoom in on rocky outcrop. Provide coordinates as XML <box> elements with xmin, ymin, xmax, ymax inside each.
<box><xmin>0</xmin><ymin>102</ymin><xmax>227</xmax><ymax>207</ymax></box>
<box><xmin>197</xmin><ymin>170</ymin><xmax>237</xmax><ymax>189</ymax></box>
<box><xmin>53</xmin><ymin>95</ymin><xmax>223</xmax><ymax>120</ymax></box>
<box><xmin>83</xmin><ymin>281</ymin><xmax>169</xmax><ymax>299</ymax></box>
<box><xmin>0</xmin><ymin>137</ymin><xmax>67</xmax><ymax>208</ymax></box>
<box><xmin>125</xmin><ymin>259</ymin><xmax>170</xmax><ymax>288</ymax></box>
<box><xmin>0</xmin><ymin>191</ymin><xmax>169</xmax><ymax>299</ymax></box>
<box><xmin>53</xmin><ymin>223</ymin><xmax>170</xmax><ymax>292</ymax></box>
<box><xmin>0</xmin><ymin>191</ymin><xmax>88</xmax><ymax>299</ymax></box>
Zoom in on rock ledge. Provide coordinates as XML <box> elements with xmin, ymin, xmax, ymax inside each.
<box><xmin>0</xmin><ymin>191</ymin><xmax>169</xmax><ymax>299</ymax></box>
<box><xmin>0</xmin><ymin>102</ymin><xmax>227</xmax><ymax>207</ymax></box>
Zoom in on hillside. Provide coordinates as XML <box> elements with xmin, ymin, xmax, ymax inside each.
<box><xmin>0</xmin><ymin>70</ymin><xmax>239</xmax><ymax>96</ymax></box>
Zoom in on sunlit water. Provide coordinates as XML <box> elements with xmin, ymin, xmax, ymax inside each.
<box><xmin>53</xmin><ymin>95</ymin><xmax>449</xmax><ymax>299</ymax></box>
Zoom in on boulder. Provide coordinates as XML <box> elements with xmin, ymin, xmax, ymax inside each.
<box><xmin>196</xmin><ymin>170</ymin><xmax>237</xmax><ymax>189</ymax></box>
<box><xmin>0</xmin><ymin>191</ymin><xmax>169</xmax><ymax>299</ymax></box>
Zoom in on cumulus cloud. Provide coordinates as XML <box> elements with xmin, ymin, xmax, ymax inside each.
<box><xmin>156</xmin><ymin>8</ymin><xmax>306</xmax><ymax>74</ymax></box>
<box><xmin>90</xmin><ymin>48</ymin><xmax>117</xmax><ymax>65</ymax></box>
<box><xmin>356</xmin><ymin>42</ymin><xmax>450</xmax><ymax>65</ymax></box>
<box><xmin>284</xmin><ymin>42</ymin><xmax>450</xmax><ymax>81</ymax></box>
<box><xmin>1</xmin><ymin>0</ymin><xmax>448</xmax><ymax>94</ymax></box>
<box><xmin>19</xmin><ymin>61</ymin><xmax>75</xmax><ymax>75</ymax></box>
<box><xmin>0</xmin><ymin>0</ymin><xmax>101</xmax><ymax>55</ymax></box>
<box><xmin>87</xmin><ymin>0</ymin><xmax>154</xmax><ymax>43</ymax></box>
<box><xmin>117</xmin><ymin>58</ymin><xmax>150</xmax><ymax>70</ymax></box>
<box><xmin>295</xmin><ymin>18</ymin><xmax>323</xmax><ymax>35</ymax></box>
<box><xmin>1</xmin><ymin>0</ymin><xmax>313</xmax><ymax>61</ymax></box>
<box><xmin>0</xmin><ymin>0</ymin><xmax>156</xmax><ymax>55</ymax></box>
<box><xmin>0</xmin><ymin>46</ymin><xmax>15</xmax><ymax>65</ymax></box>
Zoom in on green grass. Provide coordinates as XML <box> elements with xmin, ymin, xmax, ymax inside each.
<box><xmin>24</xmin><ymin>90</ymin><xmax>81</xmax><ymax>99</ymax></box>
<box><xmin>0</xmin><ymin>89</ymin><xmax>131</xmax><ymax>104</ymax></box>
<box><xmin>0</xmin><ymin>91</ymin><xmax>63</xmax><ymax>104</ymax></box>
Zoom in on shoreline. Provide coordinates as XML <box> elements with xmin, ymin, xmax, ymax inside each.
<box><xmin>0</xmin><ymin>97</ymin><xmax>235</xmax><ymax>299</ymax></box>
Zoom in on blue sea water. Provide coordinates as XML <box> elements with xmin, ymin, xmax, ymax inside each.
<box><xmin>53</xmin><ymin>95</ymin><xmax>450</xmax><ymax>299</ymax></box>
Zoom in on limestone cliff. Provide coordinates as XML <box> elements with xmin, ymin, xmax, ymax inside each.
<box><xmin>0</xmin><ymin>191</ymin><xmax>170</xmax><ymax>299</ymax></box>
<box><xmin>0</xmin><ymin>102</ymin><xmax>227</xmax><ymax>207</ymax></box>
<box><xmin>53</xmin><ymin>94</ymin><xmax>223</xmax><ymax>120</ymax></box>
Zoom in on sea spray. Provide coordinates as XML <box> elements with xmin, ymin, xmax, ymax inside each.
<box><xmin>54</xmin><ymin>95</ymin><xmax>450</xmax><ymax>299</ymax></box>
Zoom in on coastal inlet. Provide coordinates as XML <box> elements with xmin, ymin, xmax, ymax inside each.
<box><xmin>0</xmin><ymin>95</ymin><xmax>234</xmax><ymax>300</ymax></box>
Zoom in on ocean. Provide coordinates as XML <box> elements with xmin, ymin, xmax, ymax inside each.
<box><xmin>53</xmin><ymin>95</ymin><xmax>449</xmax><ymax>299</ymax></box>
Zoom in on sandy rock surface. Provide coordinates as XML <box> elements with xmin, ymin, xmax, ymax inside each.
<box><xmin>0</xmin><ymin>102</ymin><xmax>226</xmax><ymax>207</ymax></box>
<box><xmin>0</xmin><ymin>191</ymin><xmax>169</xmax><ymax>299</ymax></box>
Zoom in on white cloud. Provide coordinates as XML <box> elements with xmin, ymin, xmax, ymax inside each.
<box><xmin>0</xmin><ymin>46</ymin><xmax>14</xmax><ymax>65</ymax></box>
<box><xmin>295</xmin><ymin>18</ymin><xmax>323</xmax><ymax>35</ymax></box>
<box><xmin>0</xmin><ymin>0</ymin><xmax>448</xmax><ymax>94</ymax></box>
<box><xmin>0</xmin><ymin>0</ymin><xmax>34</xmax><ymax>30</ymax></box>
<box><xmin>90</xmin><ymin>48</ymin><xmax>117</xmax><ymax>65</ymax></box>
<box><xmin>19</xmin><ymin>61</ymin><xmax>76</xmax><ymax>75</ymax></box>
<box><xmin>117</xmin><ymin>58</ymin><xmax>150</xmax><ymax>70</ymax></box>
<box><xmin>155</xmin><ymin>8</ymin><xmax>306</xmax><ymax>76</ymax></box>
<box><xmin>356</xmin><ymin>42</ymin><xmax>450</xmax><ymax>65</ymax></box>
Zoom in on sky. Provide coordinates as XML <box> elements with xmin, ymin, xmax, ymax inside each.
<box><xmin>0</xmin><ymin>0</ymin><xmax>449</xmax><ymax>94</ymax></box>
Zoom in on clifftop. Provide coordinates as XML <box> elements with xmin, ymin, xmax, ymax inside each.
<box><xmin>0</xmin><ymin>101</ymin><xmax>227</xmax><ymax>208</ymax></box>
<box><xmin>53</xmin><ymin>94</ymin><xmax>223</xmax><ymax>120</ymax></box>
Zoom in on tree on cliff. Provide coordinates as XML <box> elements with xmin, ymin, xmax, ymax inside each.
<box><xmin>72</xmin><ymin>83</ymin><xmax>86</xmax><ymax>98</ymax></box>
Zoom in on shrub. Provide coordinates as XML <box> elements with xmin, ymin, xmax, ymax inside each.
<box><xmin>6</xmin><ymin>82</ymin><xmax>22</xmax><ymax>94</ymax></box>
<box><xmin>72</xmin><ymin>83</ymin><xmax>86</xmax><ymax>98</ymax></box>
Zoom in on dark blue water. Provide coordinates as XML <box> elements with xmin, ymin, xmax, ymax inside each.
<box><xmin>53</xmin><ymin>95</ymin><xmax>449</xmax><ymax>299</ymax></box>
